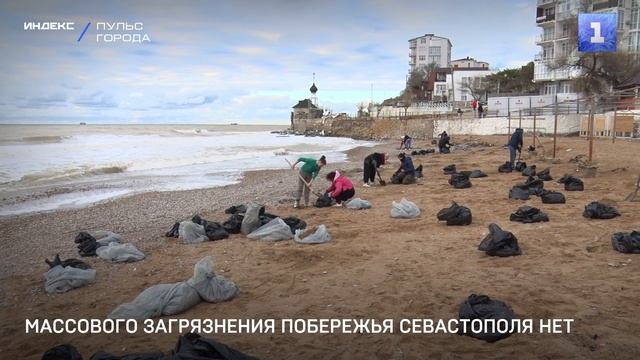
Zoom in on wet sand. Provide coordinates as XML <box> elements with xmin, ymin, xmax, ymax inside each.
<box><xmin>1</xmin><ymin>135</ymin><xmax>639</xmax><ymax>359</ymax></box>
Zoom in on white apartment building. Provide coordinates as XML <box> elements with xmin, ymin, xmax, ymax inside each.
<box><xmin>408</xmin><ymin>34</ymin><xmax>452</xmax><ymax>71</ymax></box>
<box><xmin>534</xmin><ymin>0</ymin><xmax>640</xmax><ymax>95</ymax></box>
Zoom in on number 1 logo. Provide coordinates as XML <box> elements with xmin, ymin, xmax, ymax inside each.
<box><xmin>578</xmin><ymin>13</ymin><xmax>617</xmax><ymax>52</ymax></box>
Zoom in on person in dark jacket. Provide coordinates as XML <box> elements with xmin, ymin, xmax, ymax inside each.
<box><xmin>478</xmin><ymin>103</ymin><xmax>484</xmax><ymax>118</ymax></box>
<box><xmin>508</xmin><ymin>128</ymin><xmax>524</xmax><ymax>169</ymax></box>
<box><xmin>362</xmin><ymin>152</ymin><xmax>389</xmax><ymax>187</ymax></box>
<box><xmin>438</xmin><ymin>131</ymin><xmax>451</xmax><ymax>153</ymax></box>
<box><xmin>392</xmin><ymin>153</ymin><xmax>416</xmax><ymax>184</ymax></box>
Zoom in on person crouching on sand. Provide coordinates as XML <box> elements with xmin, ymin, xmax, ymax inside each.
<box><xmin>363</xmin><ymin>152</ymin><xmax>389</xmax><ymax>187</ymax></box>
<box><xmin>325</xmin><ymin>170</ymin><xmax>355</xmax><ymax>207</ymax></box>
<box><xmin>392</xmin><ymin>152</ymin><xmax>416</xmax><ymax>184</ymax></box>
<box><xmin>291</xmin><ymin>155</ymin><xmax>327</xmax><ymax>208</ymax></box>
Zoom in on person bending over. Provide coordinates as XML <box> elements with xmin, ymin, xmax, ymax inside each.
<box><xmin>291</xmin><ymin>155</ymin><xmax>326</xmax><ymax>208</ymax></box>
<box><xmin>325</xmin><ymin>170</ymin><xmax>355</xmax><ymax>207</ymax></box>
<box><xmin>363</xmin><ymin>152</ymin><xmax>389</xmax><ymax>187</ymax></box>
<box><xmin>393</xmin><ymin>153</ymin><xmax>416</xmax><ymax>185</ymax></box>
<box><xmin>508</xmin><ymin>128</ymin><xmax>523</xmax><ymax>170</ymax></box>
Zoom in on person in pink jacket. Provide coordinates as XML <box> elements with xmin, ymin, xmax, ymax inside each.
<box><xmin>325</xmin><ymin>170</ymin><xmax>355</xmax><ymax>207</ymax></box>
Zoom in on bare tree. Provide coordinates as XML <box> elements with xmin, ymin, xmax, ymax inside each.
<box><xmin>406</xmin><ymin>63</ymin><xmax>438</xmax><ymax>100</ymax></box>
<box><xmin>459</xmin><ymin>76</ymin><xmax>488</xmax><ymax>101</ymax></box>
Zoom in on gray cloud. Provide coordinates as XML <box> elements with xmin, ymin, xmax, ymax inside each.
<box><xmin>17</xmin><ymin>93</ymin><xmax>67</xmax><ymax>108</ymax></box>
<box><xmin>73</xmin><ymin>92</ymin><xmax>118</xmax><ymax>108</ymax></box>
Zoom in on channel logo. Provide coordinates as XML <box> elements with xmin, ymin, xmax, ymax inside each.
<box><xmin>578</xmin><ymin>13</ymin><xmax>617</xmax><ymax>53</ymax></box>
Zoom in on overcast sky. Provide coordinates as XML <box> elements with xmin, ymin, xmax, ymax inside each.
<box><xmin>0</xmin><ymin>0</ymin><xmax>538</xmax><ymax>124</ymax></box>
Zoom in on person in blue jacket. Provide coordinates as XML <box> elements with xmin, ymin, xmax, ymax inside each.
<box><xmin>508</xmin><ymin>128</ymin><xmax>524</xmax><ymax>169</ymax></box>
<box><xmin>392</xmin><ymin>152</ymin><xmax>416</xmax><ymax>184</ymax></box>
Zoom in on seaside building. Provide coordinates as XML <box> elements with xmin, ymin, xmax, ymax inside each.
<box><xmin>534</xmin><ymin>0</ymin><xmax>640</xmax><ymax>96</ymax></box>
<box><xmin>408</xmin><ymin>33</ymin><xmax>452</xmax><ymax>72</ymax></box>
<box><xmin>291</xmin><ymin>79</ymin><xmax>323</xmax><ymax>129</ymax></box>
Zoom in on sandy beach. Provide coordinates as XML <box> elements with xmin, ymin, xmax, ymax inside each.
<box><xmin>1</xmin><ymin>135</ymin><xmax>640</xmax><ymax>359</ymax></box>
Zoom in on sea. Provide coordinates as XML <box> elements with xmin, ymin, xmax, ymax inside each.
<box><xmin>0</xmin><ymin>124</ymin><xmax>374</xmax><ymax>217</ymax></box>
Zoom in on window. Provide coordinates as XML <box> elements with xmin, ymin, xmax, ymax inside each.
<box><xmin>619</xmin><ymin>0</ymin><xmax>625</xmax><ymax>6</ymax></box>
<box><xmin>436</xmin><ymin>72</ymin><xmax>447</xmax><ymax>81</ymax></box>
<box><xmin>629</xmin><ymin>32</ymin><xmax>640</xmax><ymax>51</ymax></box>
<box><xmin>543</xmin><ymin>46</ymin><xmax>554</xmax><ymax>60</ymax></box>
<box><xmin>543</xmin><ymin>27</ymin><xmax>554</xmax><ymax>40</ymax></box>
<box><xmin>429</xmin><ymin>46</ymin><xmax>441</xmax><ymax>55</ymax></box>
<box><xmin>561</xmin><ymin>23</ymin><xmax>569</xmax><ymax>37</ymax></box>
<box><xmin>619</xmin><ymin>10</ymin><xmax>625</xmax><ymax>30</ymax></box>
<box><xmin>544</xmin><ymin>83</ymin><xmax>557</xmax><ymax>95</ymax></box>
<box><xmin>428</xmin><ymin>55</ymin><xmax>441</xmax><ymax>64</ymax></box>
<box><xmin>560</xmin><ymin>41</ymin><xmax>570</xmax><ymax>56</ymax></box>
<box><xmin>419</xmin><ymin>55</ymin><xmax>425</xmax><ymax>61</ymax></box>
<box><xmin>631</xmin><ymin>8</ymin><xmax>639</xmax><ymax>30</ymax></box>
<box><xmin>544</xmin><ymin>7</ymin><xmax>554</xmax><ymax>17</ymax></box>
<box><xmin>420</xmin><ymin>38</ymin><xmax>426</xmax><ymax>44</ymax></box>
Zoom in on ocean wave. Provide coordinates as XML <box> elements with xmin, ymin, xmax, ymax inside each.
<box><xmin>171</xmin><ymin>128</ymin><xmax>210</xmax><ymax>135</ymax></box>
<box><xmin>21</xmin><ymin>135</ymin><xmax>69</xmax><ymax>143</ymax></box>
<box><xmin>12</xmin><ymin>165</ymin><xmax>128</xmax><ymax>185</ymax></box>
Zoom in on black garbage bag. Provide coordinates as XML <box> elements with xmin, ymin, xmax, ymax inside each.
<box><xmin>202</xmin><ymin>221</ymin><xmax>229</xmax><ymax>241</ymax></box>
<box><xmin>42</xmin><ymin>344</ymin><xmax>83</xmax><ymax>360</ymax></box>
<box><xmin>537</xmin><ymin>168</ymin><xmax>552</xmax><ymax>181</ymax></box>
<box><xmin>558</xmin><ymin>175</ymin><xmax>584</xmax><ymax>191</ymax></box>
<box><xmin>539</xmin><ymin>190</ymin><xmax>566</xmax><ymax>204</ymax></box>
<box><xmin>191</xmin><ymin>214</ymin><xmax>205</xmax><ymax>225</ymax></box>
<box><xmin>522</xmin><ymin>176</ymin><xmax>544</xmax><ymax>194</ymax></box>
<box><xmin>583</xmin><ymin>202</ymin><xmax>620</xmax><ymax>219</ymax></box>
<box><xmin>443</xmin><ymin>164</ymin><xmax>457</xmax><ymax>175</ymax></box>
<box><xmin>458</xmin><ymin>294</ymin><xmax>517</xmax><ymax>343</ymax></box>
<box><xmin>423</xmin><ymin>149</ymin><xmax>435</xmax><ymax>154</ymax></box>
<box><xmin>415</xmin><ymin>164</ymin><xmax>423</xmax><ymax>178</ymax></box>
<box><xmin>611</xmin><ymin>231</ymin><xmax>640</xmax><ymax>254</ymax></box>
<box><xmin>46</xmin><ymin>254</ymin><xmax>92</xmax><ymax>270</ymax></box>
<box><xmin>171</xmin><ymin>332</ymin><xmax>258</xmax><ymax>360</ymax></box>
<box><xmin>222</xmin><ymin>214</ymin><xmax>244</xmax><ymax>234</ymax></box>
<box><xmin>165</xmin><ymin>222</ymin><xmax>180</xmax><ymax>238</ymax></box>
<box><xmin>469</xmin><ymin>170</ymin><xmax>487</xmax><ymax>178</ymax></box>
<box><xmin>478</xmin><ymin>223</ymin><xmax>522</xmax><ymax>257</ymax></box>
<box><xmin>436</xmin><ymin>202</ymin><xmax>472</xmax><ymax>225</ymax></box>
<box><xmin>509</xmin><ymin>185</ymin><xmax>530</xmax><ymax>200</ymax></box>
<box><xmin>449</xmin><ymin>173</ymin><xmax>471</xmax><ymax>189</ymax></box>
<box><xmin>74</xmin><ymin>232</ymin><xmax>100</xmax><ymax>257</ymax></box>
<box><xmin>259</xmin><ymin>212</ymin><xmax>278</xmax><ymax>226</ymax></box>
<box><xmin>514</xmin><ymin>161</ymin><xmax>527</xmax><ymax>172</ymax></box>
<box><xmin>224</xmin><ymin>204</ymin><xmax>247</xmax><ymax>214</ymax></box>
<box><xmin>509</xmin><ymin>206</ymin><xmax>549</xmax><ymax>223</ymax></box>
<box><xmin>390</xmin><ymin>171</ymin><xmax>403</xmax><ymax>184</ymax></box>
<box><xmin>411</xmin><ymin>150</ymin><xmax>418</xmax><ymax>156</ymax></box>
<box><xmin>283</xmin><ymin>217</ymin><xmax>307</xmax><ymax>234</ymax></box>
<box><xmin>521</xmin><ymin>165</ymin><xmax>536</xmax><ymax>177</ymax></box>
<box><xmin>315</xmin><ymin>192</ymin><xmax>333</xmax><ymax>207</ymax></box>
<box><xmin>498</xmin><ymin>162</ymin><xmax>513</xmax><ymax>173</ymax></box>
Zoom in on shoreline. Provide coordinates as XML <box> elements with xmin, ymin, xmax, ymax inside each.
<box><xmin>0</xmin><ymin>141</ymin><xmax>389</xmax><ymax>279</ymax></box>
<box><xmin>1</xmin><ymin>135</ymin><xmax>639</xmax><ymax>359</ymax></box>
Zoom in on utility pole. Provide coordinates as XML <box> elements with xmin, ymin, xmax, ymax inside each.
<box><xmin>553</xmin><ymin>94</ymin><xmax>558</xmax><ymax>158</ymax></box>
<box><xmin>588</xmin><ymin>97</ymin><xmax>595</xmax><ymax>162</ymax></box>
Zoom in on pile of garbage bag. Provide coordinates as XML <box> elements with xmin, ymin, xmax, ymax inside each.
<box><xmin>449</xmin><ymin>173</ymin><xmax>472</xmax><ymax>189</ymax></box>
<box><xmin>478</xmin><ymin>223</ymin><xmax>522</xmax><ymax>257</ymax></box>
<box><xmin>583</xmin><ymin>202</ymin><xmax>620</xmax><ymax>219</ymax></box>
<box><xmin>458</xmin><ymin>294</ymin><xmax>517</xmax><ymax>342</ymax></box>
<box><xmin>108</xmin><ymin>256</ymin><xmax>238</xmax><ymax>320</ymax></box>
<box><xmin>44</xmin><ymin>257</ymin><xmax>96</xmax><ymax>294</ymax></box>
<box><xmin>436</xmin><ymin>202</ymin><xmax>472</xmax><ymax>225</ymax></box>
<box><xmin>390</xmin><ymin>198</ymin><xmax>421</xmax><ymax>219</ymax></box>
<box><xmin>509</xmin><ymin>206</ymin><xmax>549</xmax><ymax>223</ymax></box>
<box><xmin>294</xmin><ymin>225</ymin><xmax>332</xmax><ymax>244</ymax></box>
<box><xmin>611</xmin><ymin>231</ymin><xmax>640</xmax><ymax>253</ymax></box>
<box><xmin>346</xmin><ymin>198</ymin><xmax>372</xmax><ymax>210</ymax></box>
<box><xmin>558</xmin><ymin>174</ymin><xmax>584</xmax><ymax>191</ymax></box>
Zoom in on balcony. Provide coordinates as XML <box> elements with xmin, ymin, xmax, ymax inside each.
<box><xmin>536</xmin><ymin>0</ymin><xmax>554</xmax><ymax>5</ymax></box>
<box><xmin>537</xmin><ymin>12</ymin><xmax>556</xmax><ymax>23</ymax></box>
<box><xmin>536</xmin><ymin>33</ymin><xmax>556</xmax><ymax>44</ymax></box>
<box><xmin>593</xmin><ymin>0</ymin><xmax>619</xmax><ymax>11</ymax></box>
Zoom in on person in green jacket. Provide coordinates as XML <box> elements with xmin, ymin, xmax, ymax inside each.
<box><xmin>291</xmin><ymin>155</ymin><xmax>327</xmax><ymax>208</ymax></box>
